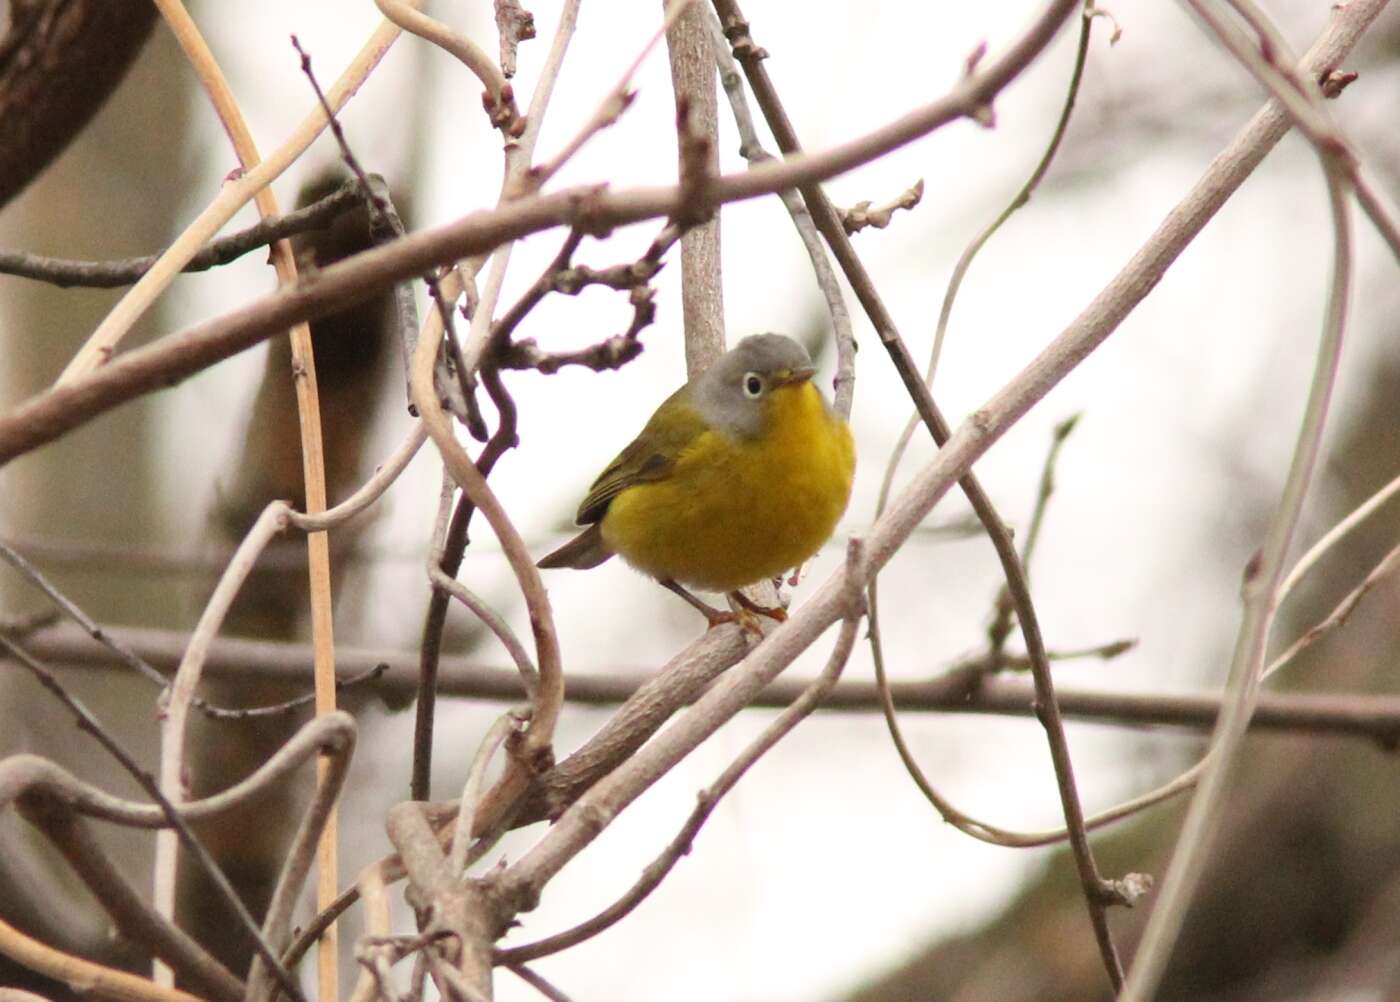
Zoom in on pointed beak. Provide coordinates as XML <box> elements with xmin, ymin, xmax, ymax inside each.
<box><xmin>775</xmin><ymin>366</ymin><xmax>816</xmax><ymax>387</ymax></box>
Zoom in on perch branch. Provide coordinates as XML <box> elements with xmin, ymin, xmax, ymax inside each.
<box><xmin>497</xmin><ymin>541</ymin><xmax>865</xmax><ymax>964</ymax></box>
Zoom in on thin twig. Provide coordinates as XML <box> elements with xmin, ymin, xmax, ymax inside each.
<box><xmin>490</xmin><ymin>224</ymin><xmax>673</xmax><ymax>375</ymax></box>
<box><xmin>429</xmin><ymin>554</ymin><xmax>539</xmax><ymax>699</ymax></box>
<box><xmin>870</xmin><ymin>1</ymin><xmax>1096</xmax><ymax>684</ymax></box>
<box><xmin>291</xmin><ymin>37</ymin><xmax>486</xmax><ymax>441</ymax></box>
<box><xmin>1268</xmin><ymin>539</ymin><xmax>1400</xmax><ymax>679</ymax></box>
<box><xmin>504</xmin><ymin>963</ymin><xmax>577</xmax><ymax>1002</ymax></box>
<box><xmin>1122</xmin><ymin>38</ymin><xmax>1358</xmax><ymax>996</ymax></box>
<box><xmin>1195</xmin><ymin>0</ymin><xmax>1400</xmax><ymax>264</ymax></box>
<box><xmin>707</xmin><ymin>7</ymin><xmax>854</xmax><ymax>417</ymax></box>
<box><xmin>410</xmin><ymin>295</ymin><xmax>566</xmax><ymax>842</ymax></box>
<box><xmin>714</xmin><ymin>0</ymin><xmax>1126</xmax><ymax>986</ymax></box>
<box><xmin>865</xmin><ymin>2</ymin><xmax>1097</xmax><ymax>675</ymax></box>
<box><xmin>986</xmin><ymin>413</ymin><xmax>1082</xmax><ymax>659</ymax></box>
<box><xmin>411</xmin><ymin>0</ymin><xmax>581</xmax><ymax>803</ymax></box>
<box><xmin>290</xmin><ymin>38</ymin><xmax>387</xmax><ymax>218</ymax></box>
<box><xmin>0</xmin><ymin>635</ymin><xmax>305</xmax><ymax>1002</ymax></box>
<box><xmin>0</xmin><ymin>182</ymin><xmax>362</xmax><ymax>288</ymax></box>
<box><xmin>0</xmin><ymin>517</ymin><xmax>391</xmax><ymax>720</ymax></box>
<box><xmin>373</xmin><ymin>0</ymin><xmax>522</xmax><ymax>134</ymax></box>
<box><xmin>494</xmin><ymin>0</ymin><xmax>536</xmax><ymax>78</ymax></box>
<box><xmin>290</xmin><ymin>421</ymin><xmax>429</xmax><ymax>533</ymax></box>
<box><xmin>487</xmin><ymin>230</ymin><xmax>586</xmax><ymax>351</ymax></box>
<box><xmin>449</xmin><ymin>713</ymin><xmax>523</xmax><ymax>874</ymax></box>
<box><xmin>837</xmin><ymin>178</ymin><xmax>925</xmax><ymax>235</ymax></box>
<box><xmin>1277</xmin><ymin>469</ymin><xmax>1400</xmax><ymax>605</ymax></box>
<box><xmin>246</xmin><ymin>717</ymin><xmax>359</xmax><ymax>1002</ymax></box>
<box><xmin>146</xmin><ymin>7</ymin><xmax>344</xmax><ymax>992</ymax></box>
<box><xmin>429</xmin><ymin>272</ymin><xmax>491</xmax><ymax>442</ymax></box>
<box><xmin>928</xmin><ymin>4</ymin><xmax>1097</xmax><ymax>392</ymax></box>
<box><xmin>525</xmin><ymin>0</ymin><xmax>695</xmax><ymax>193</ymax></box>
<box><xmin>58</xmin><ymin>10</ymin><xmax>414</xmax><ymax>383</ymax></box>
<box><xmin>0</xmin><ymin>539</ymin><xmax>276</xmax><ymax>720</ymax></box>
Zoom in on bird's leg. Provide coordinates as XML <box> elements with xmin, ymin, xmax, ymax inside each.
<box><xmin>729</xmin><ymin>589</ymin><xmax>788</xmax><ymax>623</ymax></box>
<box><xmin>660</xmin><ymin>579</ymin><xmax>739</xmax><ymax>630</ymax></box>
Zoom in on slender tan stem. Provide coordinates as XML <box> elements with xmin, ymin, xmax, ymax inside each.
<box><xmin>142</xmin><ymin>5</ymin><xmax>342</xmax><ymax>991</ymax></box>
<box><xmin>0</xmin><ymin>917</ymin><xmax>206</xmax><ymax>1002</ymax></box>
<box><xmin>374</xmin><ymin>0</ymin><xmax>510</xmax><ymax>110</ymax></box>
<box><xmin>289</xmin><ymin>421</ymin><xmax>428</xmax><ymax>533</ymax></box>
<box><xmin>410</xmin><ymin>300</ymin><xmax>565</xmax><ymax>839</ymax></box>
<box><xmin>58</xmin><ymin>10</ymin><xmax>415</xmax><ymax>383</ymax></box>
<box><xmin>154</xmin><ymin>503</ymin><xmax>290</xmax><ymax>972</ymax></box>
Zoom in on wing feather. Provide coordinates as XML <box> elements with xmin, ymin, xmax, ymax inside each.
<box><xmin>576</xmin><ymin>387</ymin><xmax>708</xmax><ymax>524</ymax></box>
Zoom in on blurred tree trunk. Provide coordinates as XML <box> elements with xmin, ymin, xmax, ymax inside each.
<box><xmin>0</xmin><ymin>0</ymin><xmax>157</xmax><ymax>207</ymax></box>
<box><xmin>0</xmin><ymin>19</ymin><xmax>188</xmax><ymax>998</ymax></box>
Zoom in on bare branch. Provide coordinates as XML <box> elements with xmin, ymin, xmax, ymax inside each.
<box><xmin>707</xmin><ymin>6</ymin><xmax>855</xmax><ymax>417</ymax></box>
<box><xmin>373</xmin><ymin>0</ymin><xmax>522</xmax><ymax>135</ymax></box>
<box><xmin>0</xmin><ymin>918</ymin><xmax>205</xmax><ymax>1002</ymax></box>
<box><xmin>499</xmin><ymin>542</ymin><xmax>865</xmax><ymax>963</ymax></box>
<box><xmin>494</xmin><ymin>0</ymin><xmax>536</xmax><ymax>78</ymax></box>
<box><xmin>410</xmin><ymin>290</ymin><xmax>566</xmax><ymax>844</ymax></box>
<box><xmin>450</xmin><ymin>713</ymin><xmax>524</xmax><ymax>875</ymax></box>
<box><xmin>0</xmin><ymin>0</ymin><xmax>1080</xmax><ymax>467</ymax></box>
<box><xmin>409</xmin><ymin>0</ymin><xmax>580</xmax><ymax>803</ymax></box>
<box><xmin>504</xmin><ymin>964</ymin><xmax>577</xmax><ymax>1002</ymax></box>
<box><xmin>525</xmin><ymin>0</ymin><xmax>694</xmax><ymax>193</ymax></box>
<box><xmin>59</xmin><ymin>5</ymin><xmax>407</xmax><ymax>384</ymax></box>
<box><xmin>666</xmin><ymin>0</ymin><xmax>726</xmax><ymax>373</ymax></box>
<box><xmin>0</xmin><ymin>637</ymin><xmax>344</xmax><ymax>1002</ymax></box>
<box><xmin>1123</xmin><ymin>2</ymin><xmax>1367</xmax><ymax>992</ymax></box>
<box><xmin>17</xmin><ymin>623</ymin><xmax>1400</xmax><ymax>744</ymax></box>
<box><xmin>145</xmin><ymin>7</ymin><xmax>345</xmax><ymax>991</ymax></box>
<box><xmin>837</xmin><ymin>178</ymin><xmax>924</xmax><ymax>235</ymax></box>
<box><xmin>0</xmin><ymin>181</ymin><xmax>362</xmax><ymax>288</ymax></box>
<box><xmin>4</xmin><ymin>723</ymin><xmax>246</xmax><ymax>1002</ymax></box>
<box><xmin>715</xmin><ymin>0</ymin><xmax>1125</xmax><ymax>983</ymax></box>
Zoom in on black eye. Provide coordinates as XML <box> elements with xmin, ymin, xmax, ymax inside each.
<box><xmin>743</xmin><ymin>373</ymin><xmax>764</xmax><ymax>398</ymax></box>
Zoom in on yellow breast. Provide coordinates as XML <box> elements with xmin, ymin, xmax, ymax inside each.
<box><xmin>600</xmin><ymin>382</ymin><xmax>855</xmax><ymax>591</ymax></box>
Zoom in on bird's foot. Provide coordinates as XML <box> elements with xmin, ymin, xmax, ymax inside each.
<box><xmin>659</xmin><ymin>580</ymin><xmax>783</xmax><ymax>636</ymax></box>
<box><xmin>729</xmin><ymin>590</ymin><xmax>788</xmax><ymax>623</ymax></box>
<box><xmin>662</xmin><ymin>579</ymin><xmax>752</xmax><ymax>633</ymax></box>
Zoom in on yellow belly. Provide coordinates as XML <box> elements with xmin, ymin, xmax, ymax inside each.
<box><xmin>600</xmin><ymin>383</ymin><xmax>855</xmax><ymax>592</ymax></box>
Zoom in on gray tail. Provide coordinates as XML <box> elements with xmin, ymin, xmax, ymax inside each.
<box><xmin>537</xmin><ymin>523</ymin><xmax>613</xmax><ymax>570</ymax></box>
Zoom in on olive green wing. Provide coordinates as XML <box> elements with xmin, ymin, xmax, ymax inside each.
<box><xmin>575</xmin><ymin>386</ymin><xmax>708</xmax><ymax>525</ymax></box>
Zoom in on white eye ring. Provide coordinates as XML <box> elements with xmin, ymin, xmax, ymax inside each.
<box><xmin>743</xmin><ymin>372</ymin><xmax>764</xmax><ymax>398</ymax></box>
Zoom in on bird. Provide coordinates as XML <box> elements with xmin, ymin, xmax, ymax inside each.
<box><xmin>538</xmin><ymin>333</ymin><xmax>855</xmax><ymax>628</ymax></box>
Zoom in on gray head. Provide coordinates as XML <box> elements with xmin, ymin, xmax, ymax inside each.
<box><xmin>692</xmin><ymin>333</ymin><xmax>818</xmax><ymax>439</ymax></box>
